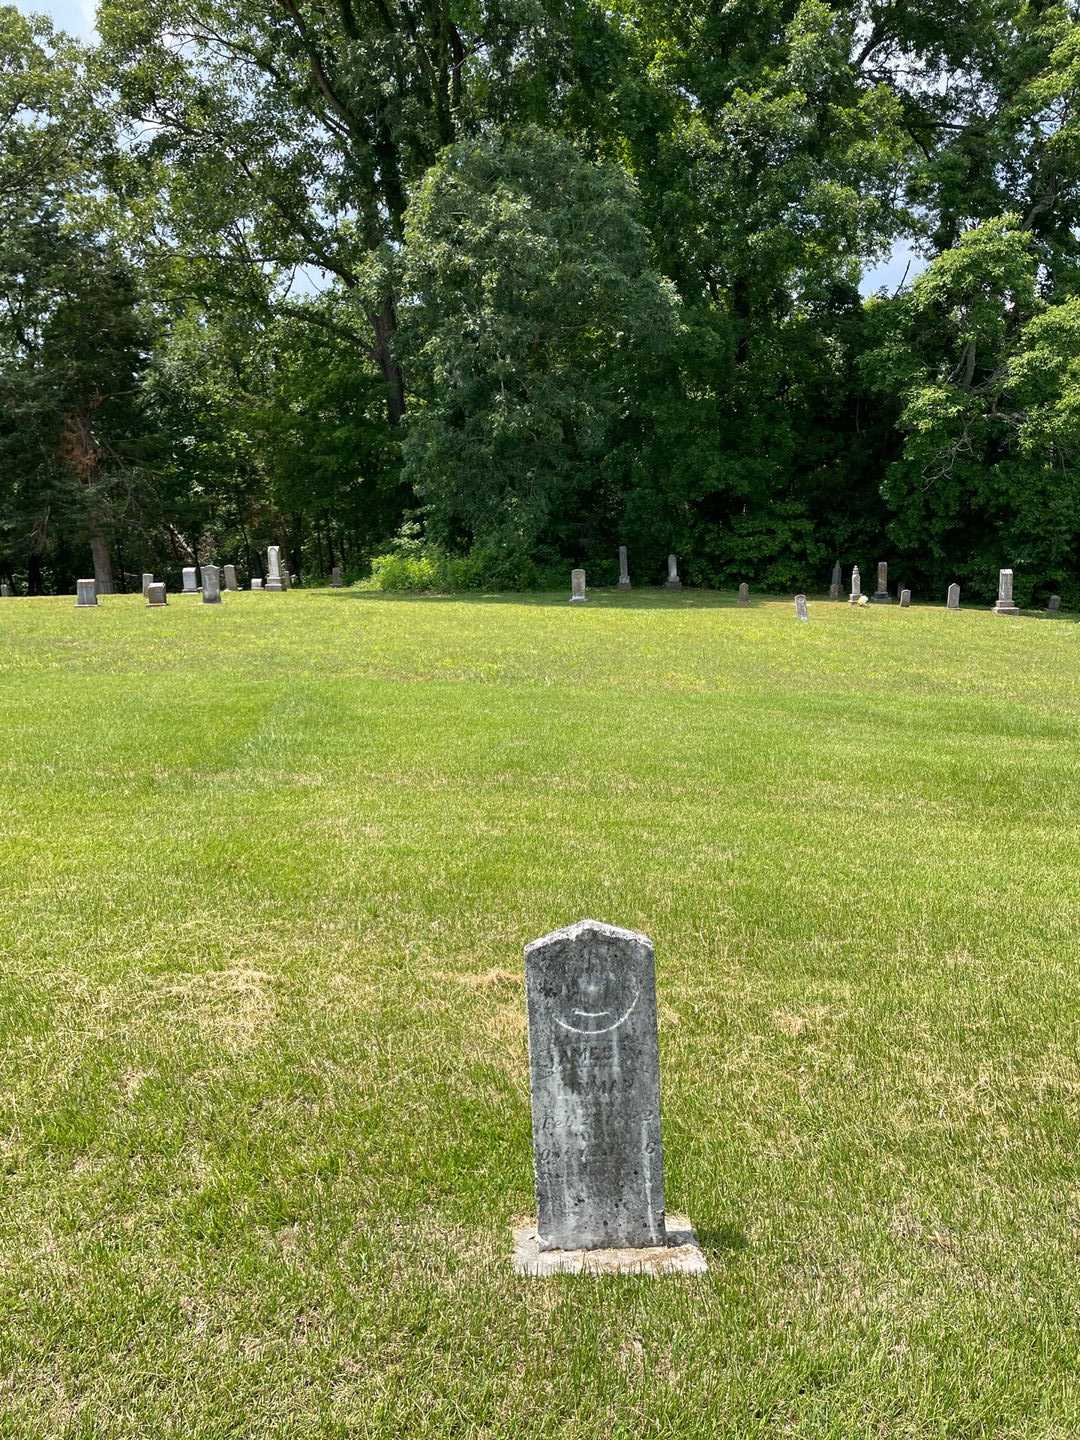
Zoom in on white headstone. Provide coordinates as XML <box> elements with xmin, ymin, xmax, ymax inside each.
<box><xmin>202</xmin><ymin>564</ymin><xmax>222</xmax><ymax>604</ymax></box>
<box><xmin>848</xmin><ymin>565</ymin><xmax>861</xmax><ymax>604</ymax></box>
<box><xmin>251</xmin><ymin>578</ymin><xmax>263</xmax><ymax>591</ymax></box>
<box><xmin>947</xmin><ymin>582</ymin><xmax>960</xmax><ymax>610</ymax></box>
<box><xmin>141</xmin><ymin>572</ymin><xmax>153</xmax><ymax>597</ymax></box>
<box><xmin>147</xmin><ymin>582</ymin><xmax>167</xmax><ymax>607</ymax></box>
<box><xmin>899</xmin><ymin>588</ymin><xmax>911</xmax><ymax>607</ymax></box>
<box><xmin>993</xmin><ymin>568</ymin><xmax>1019</xmax><ymax>615</ymax></box>
<box><xmin>76</xmin><ymin>579</ymin><xmax>97</xmax><ymax>607</ymax></box>
<box><xmin>794</xmin><ymin>593</ymin><xmax>808</xmax><ymax>622</ymax></box>
<box><xmin>223</xmin><ymin>564</ymin><xmax>238</xmax><ymax>591</ymax></box>
<box><xmin>266</xmin><ymin>546</ymin><xmax>284</xmax><ymax>592</ymax></box>
<box><xmin>181</xmin><ymin>566</ymin><xmax>198</xmax><ymax>594</ymax></box>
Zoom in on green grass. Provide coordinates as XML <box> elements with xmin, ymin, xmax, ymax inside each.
<box><xmin>2</xmin><ymin>585</ymin><xmax>1080</xmax><ymax>1438</ymax></box>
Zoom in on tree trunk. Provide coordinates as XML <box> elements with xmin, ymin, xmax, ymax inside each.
<box><xmin>27</xmin><ymin>552</ymin><xmax>42</xmax><ymax>596</ymax></box>
<box><xmin>90</xmin><ymin>531</ymin><xmax>114</xmax><ymax>593</ymax></box>
<box><xmin>370</xmin><ymin>300</ymin><xmax>405</xmax><ymax>426</ymax></box>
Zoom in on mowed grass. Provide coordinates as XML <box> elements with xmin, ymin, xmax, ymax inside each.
<box><xmin>2</xmin><ymin>586</ymin><xmax>1080</xmax><ymax>1439</ymax></box>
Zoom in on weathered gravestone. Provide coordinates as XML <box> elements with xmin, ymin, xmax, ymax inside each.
<box><xmin>223</xmin><ymin>564</ymin><xmax>238</xmax><ymax>591</ymax></box>
<box><xmin>141</xmin><ymin>572</ymin><xmax>153</xmax><ymax>597</ymax></box>
<box><xmin>849</xmin><ymin>565</ymin><xmax>862</xmax><ymax>605</ymax></box>
<box><xmin>289</xmin><ymin>573</ymin><xmax>298</xmax><ymax>588</ymax></box>
<box><xmin>871</xmin><ymin>560</ymin><xmax>892</xmax><ymax>603</ymax></box>
<box><xmin>202</xmin><ymin>565</ymin><xmax>222</xmax><ymax>604</ymax></box>
<box><xmin>899</xmin><ymin>588</ymin><xmax>911</xmax><ymax>607</ymax></box>
<box><xmin>570</xmin><ymin>569</ymin><xmax>587</xmax><ymax>604</ymax></box>
<box><xmin>738</xmin><ymin>582</ymin><xmax>749</xmax><ymax>607</ymax></box>
<box><xmin>947</xmin><ymin>582</ymin><xmax>960</xmax><ymax>610</ymax></box>
<box><xmin>829</xmin><ymin>560</ymin><xmax>842</xmax><ymax>600</ymax></box>
<box><xmin>513</xmin><ymin>920</ymin><xmax>706</xmax><ymax>1276</ymax></box>
<box><xmin>0</xmin><ymin>584</ymin><xmax>9</xmax><ymax>599</ymax></box>
<box><xmin>147</xmin><ymin>583</ymin><xmax>167</xmax><ymax>607</ymax></box>
<box><xmin>1048</xmin><ymin>595</ymin><xmax>1061</xmax><ymax>613</ymax></box>
<box><xmin>618</xmin><ymin>546</ymin><xmax>631</xmax><ymax>589</ymax></box>
<box><xmin>794</xmin><ymin>593</ymin><xmax>809</xmax><ymax>622</ymax></box>
<box><xmin>181</xmin><ymin>566</ymin><xmax>198</xmax><ymax>595</ymax></box>
<box><xmin>76</xmin><ymin>579</ymin><xmax>97</xmax><ymax>607</ymax></box>
<box><xmin>331</xmin><ymin>565</ymin><xmax>343</xmax><ymax>588</ymax></box>
<box><xmin>664</xmin><ymin>554</ymin><xmax>682</xmax><ymax>590</ymax></box>
<box><xmin>251</xmin><ymin>578</ymin><xmax>263</xmax><ymax>590</ymax></box>
<box><xmin>266</xmin><ymin>546</ymin><xmax>284</xmax><ymax>592</ymax></box>
<box><xmin>993</xmin><ymin>568</ymin><xmax>1019</xmax><ymax>616</ymax></box>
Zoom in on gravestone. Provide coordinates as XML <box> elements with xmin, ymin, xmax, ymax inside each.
<box><xmin>281</xmin><ymin>567</ymin><xmax>290</xmax><ymax>591</ymax></box>
<box><xmin>993</xmin><ymin>568</ymin><xmax>1019</xmax><ymax>616</ymax></box>
<box><xmin>899</xmin><ymin>588</ymin><xmax>911</xmax><ymax>607</ymax></box>
<box><xmin>181</xmin><ymin>566</ymin><xmax>198</xmax><ymax>595</ymax></box>
<box><xmin>871</xmin><ymin>560</ymin><xmax>892</xmax><ymax>603</ymax></box>
<box><xmin>147</xmin><ymin>583</ymin><xmax>167</xmax><ymax>607</ymax></box>
<box><xmin>738</xmin><ymin>582</ymin><xmax>749</xmax><ymax>607</ymax></box>
<box><xmin>251</xmin><ymin>578</ymin><xmax>263</xmax><ymax>590</ymax></box>
<box><xmin>570</xmin><ymin>569</ymin><xmax>587</xmax><ymax>604</ymax></box>
<box><xmin>266</xmin><ymin>546</ymin><xmax>284</xmax><ymax>592</ymax></box>
<box><xmin>141</xmin><ymin>572</ymin><xmax>153</xmax><ymax>597</ymax></box>
<box><xmin>331</xmin><ymin>565</ymin><xmax>343</xmax><ymax>588</ymax></box>
<box><xmin>829</xmin><ymin>560</ymin><xmax>842</xmax><ymax>600</ymax></box>
<box><xmin>947</xmin><ymin>582</ymin><xmax>960</xmax><ymax>610</ymax></box>
<box><xmin>1048</xmin><ymin>594</ymin><xmax>1061</xmax><ymax>613</ymax></box>
<box><xmin>0</xmin><ymin>584</ymin><xmax>9</xmax><ymax>599</ymax></box>
<box><xmin>202</xmin><ymin>564</ymin><xmax>222</xmax><ymax>604</ymax></box>
<box><xmin>223</xmin><ymin>564</ymin><xmax>238</xmax><ymax>591</ymax></box>
<box><xmin>76</xmin><ymin>579</ymin><xmax>97</xmax><ymax>607</ymax></box>
<box><xmin>794</xmin><ymin>593</ymin><xmax>808</xmax><ymax>622</ymax></box>
<box><xmin>618</xmin><ymin>546</ymin><xmax>631</xmax><ymax>589</ymax></box>
<box><xmin>289</xmin><ymin>573</ymin><xmax>298</xmax><ymax>588</ymax></box>
<box><xmin>664</xmin><ymin>554</ymin><xmax>682</xmax><ymax>590</ymax></box>
<box><xmin>848</xmin><ymin>565</ymin><xmax>861</xmax><ymax>605</ymax></box>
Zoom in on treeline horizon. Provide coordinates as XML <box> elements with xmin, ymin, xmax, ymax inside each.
<box><xmin>2</xmin><ymin>0</ymin><xmax>1079</xmax><ymax>607</ymax></box>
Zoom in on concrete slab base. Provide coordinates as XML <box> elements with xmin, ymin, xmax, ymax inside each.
<box><xmin>511</xmin><ymin>1214</ymin><xmax>707</xmax><ymax>1277</ymax></box>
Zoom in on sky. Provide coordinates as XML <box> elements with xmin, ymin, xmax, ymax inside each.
<box><xmin>17</xmin><ymin>0</ymin><xmax>926</xmax><ymax>296</ymax></box>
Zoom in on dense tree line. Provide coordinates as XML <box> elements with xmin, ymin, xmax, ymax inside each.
<box><xmin>1</xmin><ymin>0</ymin><xmax>1078</xmax><ymax>601</ymax></box>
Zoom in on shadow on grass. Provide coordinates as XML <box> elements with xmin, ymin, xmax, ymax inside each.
<box><xmin>695</xmin><ymin>1223</ymin><xmax>750</xmax><ymax>1256</ymax></box>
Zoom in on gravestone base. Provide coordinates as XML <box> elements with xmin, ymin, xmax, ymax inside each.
<box><xmin>870</xmin><ymin>591</ymin><xmax>892</xmax><ymax>604</ymax></box>
<box><xmin>992</xmin><ymin>603</ymin><xmax>1019</xmax><ymax>616</ymax></box>
<box><xmin>663</xmin><ymin>579</ymin><xmax>682</xmax><ymax>590</ymax></box>
<box><xmin>265</xmin><ymin>579</ymin><xmax>284</xmax><ymax>592</ymax></box>
<box><xmin>511</xmin><ymin>1214</ymin><xmax>707</xmax><ymax>1277</ymax></box>
<box><xmin>617</xmin><ymin>578</ymin><xmax>631</xmax><ymax>589</ymax></box>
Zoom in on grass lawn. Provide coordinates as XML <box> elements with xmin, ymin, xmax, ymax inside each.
<box><xmin>2</xmin><ymin>585</ymin><xmax>1080</xmax><ymax>1438</ymax></box>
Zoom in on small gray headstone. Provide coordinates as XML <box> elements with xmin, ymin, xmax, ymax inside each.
<box><xmin>794</xmin><ymin>593</ymin><xmax>808</xmax><ymax>622</ymax></box>
<box><xmin>141</xmin><ymin>572</ymin><xmax>153</xmax><ymax>597</ymax></box>
<box><xmin>829</xmin><ymin>560</ymin><xmax>841</xmax><ymax>600</ymax></box>
<box><xmin>899</xmin><ymin>588</ymin><xmax>911</xmax><ymax>607</ymax></box>
<box><xmin>76</xmin><ymin>579</ymin><xmax>97</xmax><ymax>607</ymax></box>
<box><xmin>202</xmin><ymin>564</ymin><xmax>222</xmax><ymax>604</ymax></box>
<box><xmin>993</xmin><ymin>567</ymin><xmax>1019</xmax><ymax>616</ymax></box>
<box><xmin>0</xmin><ymin>583</ymin><xmax>10</xmax><ymax>599</ymax></box>
<box><xmin>289</xmin><ymin>573</ymin><xmax>298</xmax><ymax>587</ymax></box>
<box><xmin>147</xmin><ymin>582</ymin><xmax>167</xmax><ymax>607</ymax></box>
<box><xmin>525</xmin><ymin>920</ymin><xmax>665</xmax><ymax>1252</ymax></box>
<box><xmin>181</xmin><ymin>566</ymin><xmax>197</xmax><ymax>594</ymax></box>
<box><xmin>664</xmin><ymin>554</ymin><xmax>682</xmax><ymax>589</ymax></box>
<box><xmin>871</xmin><ymin>560</ymin><xmax>892</xmax><ymax>603</ymax></box>
<box><xmin>251</xmin><ymin>578</ymin><xmax>263</xmax><ymax>591</ymax></box>
<box><xmin>738</xmin><ymin>582</ymin><xmax>749</xmax><ymax>607</ymax></box>
<box><xmin>331</xmin><ymin>565</ymin><xmax>343</xmax><ymax>588</ymax></box>
<box><xmin>618</xmin><ymin>546</ymin><xmax>631</xmax><ymax>589</ymax></box>
<box><xmin>223</xmin><ymin>564</ymin><xmax>238</xmax><ymax>591</ymax></box>
<box><xmin>266</xmin><ymin>546</ymin><xmax>284</xmax><ymax>592</ymax></box>
<box><xmin>849</xmin><ymin>565</ymin><xmax>861</xmax><ymax>604</ymax></box>
<box><xmin>1048</xmin><ymin>594</ymin><xmax>1061</xmax><ymax>612</ymax></box>
<box><xmin>947</xmin><ymin>582</ymin><xmax>960</xmax><ymax>610</ymax></box>
<box><xmin>570</xmin><ymin>568</ymin><xmax>586</xmax><ymax>604</ymax></box>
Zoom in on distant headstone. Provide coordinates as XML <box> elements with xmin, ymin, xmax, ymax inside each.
<box><xmin>664</xmin><ymin>554</ymin><xmax>682</xmax><ymax>590</ymax></box>
<box><xmin>871</xmin><ymin>560</ymin><xmax>892</xmax><ymax>603</ymax></box>
<box><xmin>899</xmin><ymin>588</ymin><xmax>911</xmax><ymax>607</ymax></box>
<box><xmin>141</xmin><ymin>572</ymin><xmax>153</xmax><ymax>597</ymax></box>
<box><xmin>794</xmin><ymin>593</ymin><xmax>809</xmax><ymax>622</ymax></box>
<box><xmin>251</xmin><ymin>578</ymin><xmax>263</xmax><ymax>591</ymax></box>
<box><xmin>618</xmin><ymin>546</ymin><xmax>631</xmax><ymax>589</ymax></box>
<box><xmin>181</xmin><ymin>566</ymin><xmax>197</xmax><ymax>594</ymax></box>
<box><xmin>289</xmin><ymin>573</ymin><xmax>298</xmax><ymax>588</ymax></box>
<box><xmin>0</xmin><ymin>584</ymin><xmax>9</xmax><ymax>599</ymax></box>
<box><xmin>266</xmin><ymin>546</ymin><xmax>284</xmax><ymax>592</ymax></box>
<box><xmin>76</xmin><ymin>579</ymin><xmax>97</xmax><ymax>607</ymax></box>
<box><xmin>331</xmin><ymin>565</ymin><xmax>343</xmax><ymax>588</ymax></box>
<box><xmin>848</xmin><ymin>565</ymin><xmax>862</xmax><ymax>605</ymax></box>
<box><xmin>570</xmin><ymin>568</ymin><xmax>587</xmax><ymax>604</ymax></box>
<box><xmin>1048</xmin><ymin>594</ymin><xmax>1061</xmax><ymax>613</ymax></box>
<box><xmin>526</xmin><ymin>920</ymin><xmax>665</xmax><ymax>1251</ymax></box>
<box><xmin>147</xmin><ymin>582</ymin><xmax>167</xmax><ymax>607</ymax></box>
<box><xmin>947</xmin><ymin>582</ymin><xmax>960</xmax><ymax>610</ymax></box>
<box><xmin>829</xmin><ymin>560</ymin><xmax>841</xmax><ymax>600</ymax></box>
<box><xmin>738</xmin><ymin>582</ymin><xmax>749</xmax><ymax>607</ymax></box>
<box><xmin>202</xmin><ymin>564</ymin><xmax>222</xmax><ymax>604</ymax></box>
<box><xmin>993</xmin><ymin>568</ymin><xmax>1019</xmax><ymax>616</ymax></box>
<box><xmin>223</xmin><ymin>564</ymin><xmax>238</xmax><ymax>591</ymax></box>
